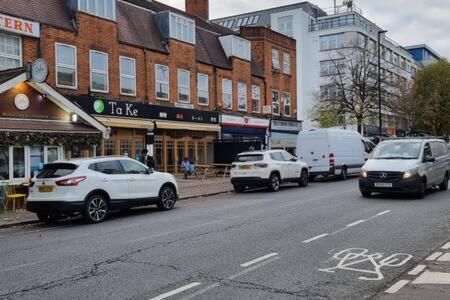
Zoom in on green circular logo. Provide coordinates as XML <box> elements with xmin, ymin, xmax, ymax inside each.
<box><xmin>93</xmin><ymin>99</ymin><xmax>105</xmax><ymax>113</ymax></box>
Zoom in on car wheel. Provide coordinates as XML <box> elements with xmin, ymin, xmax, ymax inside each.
<box><xmin>361</xmin><ymin>191</ymin><xmax>371</xmax><ymax>198</ymax></box>
<box><xmin>157</xmin><ymin>185</ymin><xmax>177</xmax><ymax>211</ymax></box>
<box><xmin>234</xmin><ymin>185</ymin><xmax>245</xmax><ymax>193</ymax></box>
<box><xmin>298</xmin><ymin>170</ymin><xmax>309</xmax><ymax>187</ymax></box>
<box><xmin>37</xmin><ymin>213</ymin><xmax>60</xmax><ymax>223</ymax></box>
<box><xmin>439</xmin><ymin>173</ymin><xmax>449</xmax><ymax>191</ymax></box>
<box><xmin>268</xmin><ymin>173</ymin><xmax>281</xmax><ymax>192</ymax></box>
<box><xmin>340</xmin><ymin>168</ymin><xmax>348</xmax><ymax>180</ymax></box>
<box><xmin>416</xmin><ymin>179</ymin><xmax>426</xmax><ymax>199</ymax></box>
<box><xmin>83</xmin><ymin>194</ymin><xmax>108</xmax><ymax>223</ymax></box>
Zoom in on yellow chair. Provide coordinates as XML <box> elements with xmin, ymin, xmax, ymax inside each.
<box><xmin>4</xmin><ymin>184</ymin><xmax>27</xmax><ymax>211</ymax></box>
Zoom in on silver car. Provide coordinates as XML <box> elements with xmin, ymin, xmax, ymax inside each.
<box><xmin>359</xmin><ymin>139</ymin><xmax>449</xmax><ymax>198</ymax></box>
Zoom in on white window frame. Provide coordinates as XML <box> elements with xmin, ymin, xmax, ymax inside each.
<box><xmin>0</xmin><ymin>33</ymin><xmax>22</xmax><ymax>71</ymax></box>
<box><xmin>78</xmin><ymin>0</ymin><xmax>116</xmax><ymax>20</ymax></box>
<box><xmin>119</xmin><ymin>56</ymin><xmax>136</xmax><ymax>96</ymax></box>
<box><xmin>278</xmin><ymin>15</ymin><xmax>293</xmax><ymax>37</ymax></box>
<box><xmin>272</xmin><ymin>49</ymin><xmax>280</xmax><ymax>70</ymax></box>
<box><xmin>237</xmin><ymin>82</ymin><xmax>247</xmax><ymax>111</ymax></box>
<box><xmin>251</xmin><ymin>85</ymin><xmax>260</xmax><ymax>113</ymax></box>
<box><xmin>231</xmin><ymin>36</ymin><xmax>251</xmax><ymax>61</ymax></box>
<box><xmin>320</xmin><ymin>33</ymin><xmax>345</xmax><ymax>50</ymax></box>
<box><xmin>272</xmin><ymin>90</ymin><xmax>280</xmax><ymax>116</ymax></box>
<box><xmin>55</xmin><ymin>43</ymin><xmax>77</xmax><ymax>89</ymax></box>
<box><xmin>222</xmin><ymin>79</ymin><xmax>233</xmax><ymax>110</ymax></box>
<box><xmin>155</xmin><ymin>64</ymin><xmax>170</xmax><ymax>101</ymax></box>
<box><xmin>89</xmin><ymin>50</ymin><xmax>109</xmax><ymax>93</ymax></box>
<box><xmin>169</xmin><ymin>12</ymin><xmax>195</xmax><ymax>44</ymax></box>
<box><xmin>177</xmin><ymin>69</ymin><xmax>191</xmax><ymax>103</ymax></box>
<box><xmin>283</xmin><ymin>53</ymin><xmax>291</xmax><ymax>75</ymax></box>
<box><xmin>197</xmin><ymin>73</ymin><xmax>209</xmax><ymax>106</ymax></box>
<box><xmin>283</xmin><ymin>92</ymin><xmax>291</xmax><ymax>117</ymax></box>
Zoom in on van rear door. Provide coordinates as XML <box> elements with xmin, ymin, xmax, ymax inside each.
<box><xmin>298</xmin><ymin>132</ymin><xmax>330</xmax><ymax>174</ymax></box>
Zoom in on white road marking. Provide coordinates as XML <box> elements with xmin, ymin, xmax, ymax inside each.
<box><xmin>149</xmin><ymin>282</ymin><xmax>202</xmax><ymax>300</ymax></box>
<box><xmin>303</xmin><ymin>233</ymin><xmax>329</xmax><ymax>244</ymax></box>
<box><xmin>385</xmin><ymin>280</ymin><xmax>409</xmax><ymax>294</ymax></box>
<box><xmin>441</xmin><ymin>242</ymin><xmax>450</xmax><ymax>250</ymax></box>
<box><xmin>408</xmin><ymin>265</ymin><xmax>426</xmax><ymax>275</ymax></box>
<box><xmin>1</xmin><ymin>260</ymin><xmax>45</xmax><ymax>273</ymax></box>
<box><xmin>181</xmin><ymin>256</ymin><xmax>280</xmax><ymax>300</ymax></box>
<box><xmin>437</xmin><ymin>253</ymin><xmax>450</xmax><ymax>262</ymax></box>
<box><xmin>425</xmin><ymin>252</ymin><xmax>443</xmax><ymax>261</ymax></box>
<box><xmin>240</xmin><ymin>253</ymin><xmax>279</xmax><ymax>267</ymax></box>
<box><xmin>346</xmin><ymin>220</ymin><xmax>366</xmax><ymax>227</ymax></box>
<box><xmin>376</xmin><ymin>210</ymin><xmax>391</xmax><ymax>216</ymax></box>
<box><xmin>413</xmin><ymin>271</ymin><xmax>450</xmax><ymax>284</ymax></box>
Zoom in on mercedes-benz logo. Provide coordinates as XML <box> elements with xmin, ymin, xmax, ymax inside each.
<box><xmin>379</xmin><ymin>172</ymin><xmax>387</xmax><ymax>180</ymax></box>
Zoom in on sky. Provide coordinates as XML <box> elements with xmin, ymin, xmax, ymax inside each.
<box><xmin>161</xmin><ymin>0</ymin><xmax>449</xmax><ymax>59</ymax></box>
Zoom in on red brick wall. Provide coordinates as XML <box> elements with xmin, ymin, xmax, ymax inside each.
<box><xmin>185</xmin><ymin>0</ymin><xmax>209</xmax><ymax>20</ymax></box>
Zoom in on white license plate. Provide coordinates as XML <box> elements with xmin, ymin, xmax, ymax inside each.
<box><xmin>374</xmin><ymin>182</ymin><xmax>393</xmax><ymax>188</ymax></box>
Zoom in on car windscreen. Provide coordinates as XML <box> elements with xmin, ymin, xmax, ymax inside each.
<box><xmin>36</xmin><ymin>163</ymin><xmax>78</xmax><ymax>179</ymax></box>
<box><xmin>235</xmin><ymin>154</ymin><xmax>264</xmax><ymax>162</ymax></box>
<box><xmin>371</xmin><ymin>142</ymin><xmax>422</xmax><ymax>159</ymax></box>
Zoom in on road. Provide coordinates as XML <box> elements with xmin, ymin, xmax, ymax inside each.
<box><xmin>0</xmin><ymin>178</ymin><xmax>449</xmax><ymax>299</ymax></box>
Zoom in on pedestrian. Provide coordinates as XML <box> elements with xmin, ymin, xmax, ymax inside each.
<box><xmin>140</xmin><ymin>149</ymin><xmax>155</xmax><ymax>171</ymax></box>
<box><xmin>180</xmin><ymin>157</ymin><xmax>191</xmax><ymax>179</ymax></box>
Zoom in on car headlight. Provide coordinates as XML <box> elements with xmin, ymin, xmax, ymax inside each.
<box><xmin>361</xmin><ymin>170</ymin><xmax>368</xmax><ymax>178</ymax></box>
<box><xmin>403</xmin><ymin>168</ymin><xmax>418</xmax><ymax>179</ymax></box>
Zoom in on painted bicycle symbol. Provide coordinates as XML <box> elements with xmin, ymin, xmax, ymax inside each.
<box><xmin>319</xmin><ymin>248</ymin><xmax>413</xmax><ymax>281</ymax></box>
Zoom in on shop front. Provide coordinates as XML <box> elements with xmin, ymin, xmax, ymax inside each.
<box><xmin>270</xmin><ymin>119</ymin><xmax>302</xmax><ymax>154</ymax></box>
<box><xmin>220</xmin><ymin>114</ymin><xmax>270</xmax><ymax>147</ymax></box>
<box><xmin>0</xmin><ymin>68</ymin><xmax>108</xmax><ymax>183</ymax></box>
<box><xmin>70</xmin><ymin>96</ymin><xmax>220</xmax><ymax>174</ymax></box>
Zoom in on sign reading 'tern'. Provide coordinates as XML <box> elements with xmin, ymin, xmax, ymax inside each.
<box><xmin>0</xmin><ymin>13</ymin><xmax>40</xmax><ymax>38</ymax></box>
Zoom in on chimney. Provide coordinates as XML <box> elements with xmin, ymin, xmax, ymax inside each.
<box><xmin>185</xmin><ymin>0</ymin><xmax>209</xmax><ymax>20</ymax></box>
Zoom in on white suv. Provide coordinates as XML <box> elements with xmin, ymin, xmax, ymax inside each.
<box><xmin>230</xmin><ymin>150</ymin><xmax>309</xmax><ymax>192</ymax></box>
<box><xmin>27</xmin><ymin>156</ymin><xmax>178</xmax><ymax>223</ymax></box>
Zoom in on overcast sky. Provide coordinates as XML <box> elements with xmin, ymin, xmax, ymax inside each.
<box><xmin>162</xmin><ymin>0</ymin><xmax>449</xmax><ymax>59</ymax></box>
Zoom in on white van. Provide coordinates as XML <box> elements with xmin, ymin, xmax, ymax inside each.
<box><xmin>296</xmin><ymin>129</ymin><xmax>375</xmax><ymax>180</ymax></box>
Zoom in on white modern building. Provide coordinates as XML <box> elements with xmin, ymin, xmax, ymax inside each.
<box><xmin>213</xmin><ymin>1</ymin><xmax>417</xmax><ymax>132</ymax></box>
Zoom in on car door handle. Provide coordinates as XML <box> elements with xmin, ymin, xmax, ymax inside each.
<box><xmin>101</xmin><ymin>179</ymin><xmax>108</xmax><ymax>183</ymax></box>
<box><xmin>129</xmin><ymin>178</ymin><xmax>136</xmax><ymax>181</ymax></box>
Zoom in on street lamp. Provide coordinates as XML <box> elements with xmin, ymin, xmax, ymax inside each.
<box><xmin>378</xmin><ymin>30</ymin><xmax>388</xmax><ymax>138</ymax></box>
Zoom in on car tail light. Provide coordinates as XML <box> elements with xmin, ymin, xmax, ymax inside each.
<box><xmin>55</xmin><ymin>176</ymin><xmax>87</xmax><ymax>186</ymax></box>
<box><xmin>28</xmin><ymin>178</ymin><xmax>35</xmax><ymax>187</ymax></box>
<box><xmin>254</xmin><ymin>163</ymin><xmax>269</xmax><ymax>168</ymax></box>
<box><xmin>231</xmin><ymin>164</ymin><xmax>237</xmax><ymax>169</ymax></box>
<box><xmin>329</xmin><ymin>153</ymin><xmax>335</xmax><ymax>167</ymax></box>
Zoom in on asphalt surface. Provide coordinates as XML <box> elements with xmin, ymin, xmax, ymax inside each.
<box><xmin>0</xmin><ymin>178</ymin><xmax>449</xmax><ymax>300</ymax></box>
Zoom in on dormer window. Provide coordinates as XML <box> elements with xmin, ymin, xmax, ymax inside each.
<box><xmin>78</xmin><ymin>0</ymin><xmax>116</xmax><ymax>20</ymax></box>
<box><xmin>219</xmin><ymin>35</ymin><xmax>251</xmax><ymax>61</ymax></box>
<box><xmin>169</xmin><ymin>13</ymin><xmax>195</xmax><ymax>44</ymax></box>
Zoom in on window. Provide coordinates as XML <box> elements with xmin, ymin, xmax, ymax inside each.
<box><xmin>357</xmin><ymin>33</ymin><xmax>366</xmax><ymax>48</ymax></box>
<box><xmin>169</xmin><ymin>13</ymin><xmax>195</xmax><ymax>44</ymax></box>
<box><xmin>251</xmin><ymin>85</ymin><xmax>260</xmax><ymax>113</ymax></box>
<box><xmin>235</xmin><ymin>154</ymin><xmax>264</xmax><ymax>162</ymax></box>
<box><xmin>120</xmin><ymin>160</ymin><xmax>148</xmax><ymax>174</ymax></box>
<box><xmin>177</xmin><ymin>69</ymin><xmax>190</xmax><ymax>103</ymax></box>
<box><xmin>55</xmin><ymin>43</ymin><xmax>77</xmax><ymax>88</ymax></box>
<box><xmin>222</xmin><ymin>79</ymin><xmax>232</xmax><ymax>110</ymax></box>
<box><xmin>283</xmin><ymin>92</ymin><xmax>291</xmax><ymax>116</ymax></box>
<box><xmin>236</xmin><ymin>18</ymin><xmax>243</xmax><ymax>27</ymax></box>
<box><xmin>270</xmin><ymin>151</ymin><xmax>285</xmax><ymax>161</ymax></box>
<box><xmin>423</xmin><ymin>143</ymin><xmax>432</xmax><ymax>158</ymax></box>
<box><xmin>394</xmin><ymin>53</ymin><xmax>399</xmax><ymax>65</ymax></box>
<box><xmin>320</xmin><ymin>33</ymin><xmax>345</xmax><ymax>50</ymax></box>
<box><xmin>272</xmin><ymin>90</ymin><xmax>280</xmax><ymax>115</ymax></box>
<box><xmin>37</xmin><ymin>163</ymin><xmax>77</xmax><ymax>179</ymax></box>
<box><xmin>89</xmin><ymin>50</ymin><xmax>108</xmax><ymax>93</ymax></box>
<box><xmin>0</xmin><ymin>33</ymin><xmax>21</xmax><ymax>71</ymax></box>
<box><xmin>197</xmin><ymin>73</ymin><xmax>209</xmax><ymax>105</ymax></box>
<box><xmin>385</xmin><ymin>48</ymin><xmax>393</xmax><ymax>62</ymax></box>
<box><xmin>12</xmin><ymin>147</ymin><xmax>25</xmax><ymax>180</ymax></box>
<box><xmin>89</xmin><ymin>160</ymin><xmax>123</xmax><ymax>174</ymax></box>
<box><xmin>281</xmin><ymin>151</ymin><xmax>295</xmax><ymax>161</ymax></box>
<box><xmin>283</xmin><ymin>53</ymin><xmax>291</xmax><ymax>75</ymax></box>
<box><xmin>78</xmin><ymin>0</ymin><xmax>116</xmax><ymax>20</ymax></box>
<box><xmin>155</xmin><ymin>64</ymin><xmax>169</xmax><ymax>100</ymax></box>
<box><xmin>0</xmin><ymin>146</ymin><xmax>9</xmax><ymax>180</ymax></box>
<box><xmin>232</xmin><ymin>36</ymin><xmax>251</xmax><ymax>61</ymax></box>
<box><xmin>118</xmin><ymin>56</ymin><xmax>136</xmax><ymax>96</ymax></box>
<box><xmin>401</xmin><ymin>57</ymin><xmax>406</xmax><ymax>70</ymax></box>
<box><xmin>278</xmin><ymin>15</ymin><xmax>293</xmax><ymax>37</ymax></box>
<box><xmin>272</xmin><ymin>49</ymin><xmax>280</xmax><ymax>70</ymax></box>
<box><xmin>238</xmin><ymin>82</ymin><xmax>247</xmax><ymax>111</ymax></box>
<box><xmin>242</xmin><ymin>17</ymin><xmax>249</xmax><ymax>26</ymax></box>
<box><xmin>253</xmin><ymin>15</ymin><xmax>260</xmax><ymax>24</ymax></box>
<box><xmin>368</xmin><ymin>39</ymin><xmax>376</xmax><ymax>52</ymax></box>
<box><xmin>320</xmin><ymin>59</ymin><xmax>346</xmax><ymax>76</ymax></box>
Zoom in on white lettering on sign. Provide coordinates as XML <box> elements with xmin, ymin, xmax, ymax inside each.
<box><xmin>0</xmin><ymin>13</ymin><xmax>40</xmax><ymax>37</ymax></box>
<box><xmin>126</xmin><ymin>103</ymin><xmax>138</xmax><ymax>117</ymax></box>
<box><xmin>108</xmin><ymin>101</ymin><xmax>137</xmax><ymax>117</ymax></box>
<box><xmin>319</xmin><ymin>248</ymin><xmax>412</xmax><ymax>281</ymax></box>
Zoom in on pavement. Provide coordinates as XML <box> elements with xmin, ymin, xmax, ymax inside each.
<box><xmin>0</xmin><ymin>177</ymin><xmax>233</xmax><ymax>229</ymax></box>
<box><xmin>0</xmin><ymin>177</ymin><xmax>449</xmax><ymax>299</ymax></box>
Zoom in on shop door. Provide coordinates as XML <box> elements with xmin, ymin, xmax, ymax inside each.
<box><xmin>166</xmin><ymin>141</ymin><xmax>175</xmax><ymax>174</ymax></box>
<box><xmin>176</xmin><ymin>139</ymin><xmax>186</xmax><ymax>175</ymax></box>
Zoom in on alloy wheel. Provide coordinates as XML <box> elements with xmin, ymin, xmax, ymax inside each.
<box><xmin>162</xmin><ymin>188</ymin><xmax>176</xmax><ymax>209</ymax></box>
<box><xmin>88</xmin><ymin>197</ymin><xmax>107</xmax><ymax>222</ymax></box>
<box><xmin>271</xmin><ymin>175</ymin><xmax>280</xmax><ymax>191</ymax></box>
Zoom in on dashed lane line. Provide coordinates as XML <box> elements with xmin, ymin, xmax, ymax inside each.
<box><xmin>385</xmin><ymin>280</ymin><xmax>410</xmax><ymax>294</ymax></box>
<box><xmin>413</xmin><ymin>271</ymin><xmax>450</xmax><ymax>285</ymax></box>
<box><xmin>149</xmin><ymin>282</ymin><xmax>202</xmax><ymax>300</ymax></box>
<box><xmin>437</xmin><ymin>253</ymin><xmax>450</xmax><ymax>262</ymax></box>
<box><xmin>441</xmin><ymin>242</ymin><xmax>450</xmax><ymax>250</ymax></box>
<box><xmin>302</xmin><ymin>233</ymin><xmax>329</xmax><ymax>244</ymax></box>
<box><xmin>425</xmin><ymin>252</ymin><xmax>443</xmax><ymax>261</ymax></box>
<box><xmin>408</xmin><ymin>265</ymin><xmax>426</xmax><ymax>275</ymax></box>
<box><xmin>240</xmin><ymin>253</ymin><xmax>279</xmax><ymax>267</ymax></box>
<box><xmin>346</xmin><ymin>220</ymin><xmax>366</xmax><ymax>227</ymax></box>
<box><xmin>376</xmin><ymin>210</ymin><xmax>391</xmax><ymax>216</ymax></box>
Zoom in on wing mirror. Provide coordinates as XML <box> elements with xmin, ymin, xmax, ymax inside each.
<box><xmin>290</xmin><ymin>157</ymin><xmax>298</xmax><ymax>162</ymax></box>
<box><xmin>424</xmin><ymin>156</ymin><xmax>436</xmax><ymax>163</ymax></box>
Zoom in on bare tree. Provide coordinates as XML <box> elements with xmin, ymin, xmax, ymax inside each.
<box><xmin>314</xmin><ymin>43</ymin><xmax>398</xmax><ymax>133</ymax></box>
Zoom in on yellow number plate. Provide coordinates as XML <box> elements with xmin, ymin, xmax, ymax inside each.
<box><xmin>239</xmin><ymin>165</ymin><xmax>252</xmax><ymax>170</ymax></box>
<box><xmin>39</xmin><ymin>186</ymin><xmax>54</xmax><ymax>193</ymax></box>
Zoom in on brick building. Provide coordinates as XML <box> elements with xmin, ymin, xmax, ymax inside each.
<box><xmin>0</xmin><ymin>0</ymin><xmax>298</xmax><ymax>177</ymax></box>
